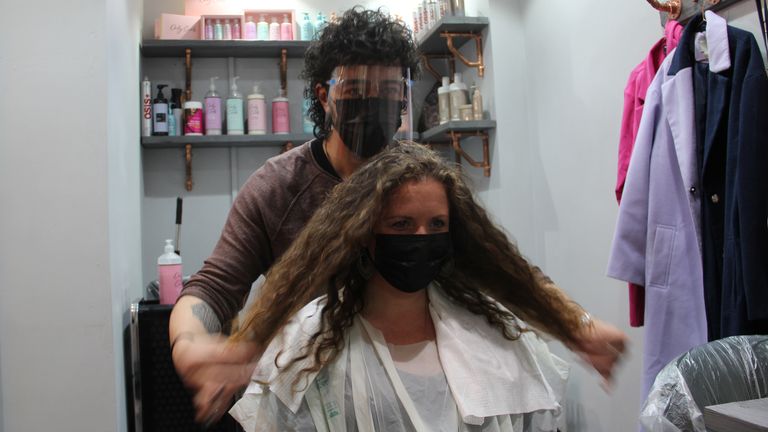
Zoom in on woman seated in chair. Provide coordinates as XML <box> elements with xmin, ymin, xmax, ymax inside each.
<box><xmin>229</xmin><ymin>143</ymin><xmax>588</xmax><ymax>431</ymax></box>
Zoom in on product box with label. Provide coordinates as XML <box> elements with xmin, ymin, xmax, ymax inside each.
<box><xmin>154</xmin><ymin>13</ymin><xmax>201</xmax><ymax>40</ymax></box>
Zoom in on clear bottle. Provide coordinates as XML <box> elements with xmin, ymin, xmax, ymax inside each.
<box><xmin>244</xmin><ymin>16</ymin><xmax>257</xmax><ymax>40</ymax></box>
<box><xmin>437</xmin><ymin>76</ymin><xmax>451</xmax><ymax>124</ymax></box>
<box><xmin>256</xmin><ymin>14</ymin><xmax>269</xmax><ymax>40</ymax></box>
<box><xmin>223</xmin><ymin>19</ymin><xmax>232</xmax><ymax>40</ymax></box>
<box><xmin>204</xmin><ymin>76</ymin><xmax>222</xmax><ymax>135</ymax></box>
<box><xmin>214</xmin><ymin>19</ymin><xmax>223</xmax><ymax>40</ymax></box>
<box><xmin>471</xmin><ymin>84</ymin><xmax>483</xmax><ymax>120</ymax></box>
<box><xmin>269</xmin><ymin>16</ymin><xmax>280</xmax><ymax>41</ymax></box>
<box><xmin>226</xmin><ymin>76</ymin><xmax>244</xmax><ymax>135</ymax></box>
<box><xmin>280</xmin><ymin>14</ymin><xmax>293</xmax><ymax>40</ymax></box>
<box><xmin>157</xmin><ymin>239</ymin><xmax>183</xmax><ymax>305</ymax></box>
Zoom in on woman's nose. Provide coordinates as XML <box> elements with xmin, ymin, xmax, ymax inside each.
<box><xmin>414</xmin><ymin>225</ymin><xmax>429</xmax><ymax>235</ymax></box>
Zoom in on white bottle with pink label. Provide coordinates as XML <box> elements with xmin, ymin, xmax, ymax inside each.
<box><xmin>204</xmin><ymin>76</ymin><xmax>222</xmax><ymax>135</ymax></box>
<box><xmin>158</xmin><ymin>239</ymin><xmax>183</xmax><ymax>305</ymax></box>
<box><xmin>247</xmin><ymin>84</ymin><xmax>266</xmax><ymax>135</ymax></box>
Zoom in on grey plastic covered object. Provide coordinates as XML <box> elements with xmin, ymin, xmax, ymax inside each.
<box><xmin>639</xmin><ymin>335</ymin><xmax>768</xmax><ymax>431</ymax></box>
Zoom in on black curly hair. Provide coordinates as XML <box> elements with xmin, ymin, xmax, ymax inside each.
<box><xmin>300</xmin><ymin>7</ymin><xmax>421</xmax><ymax>140</ymax></box>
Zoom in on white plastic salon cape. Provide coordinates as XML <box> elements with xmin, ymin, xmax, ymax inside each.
<box><xmin>230</xmin><ymin>284</ymin><xmax>569</xmax><ymax>431</ymax></box>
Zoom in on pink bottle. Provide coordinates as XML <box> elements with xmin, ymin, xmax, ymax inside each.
<box><xmin>244</xmin><ymin>16</ymin><xmax>257</xmax><ymax>40</ymax></box>
<box><xmin>232</xmin><ymin>19</ymin><xmax>242</xmax><ymax>40</ymax></box>
<box><xmin>158</xmin><ymin>239</ymin><xmax>183</xmax><ymax>305</ymax></box>
<box><xmin>280</xmin><ymin>14</ymin><xmax>293</xmax><ymax>40</ymax></box>
<box><xmin>272</xmin><ymin>90</ymin><xmax>290</xmax><ymax>134</ymax></box>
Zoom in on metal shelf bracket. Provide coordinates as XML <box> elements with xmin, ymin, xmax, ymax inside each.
<box><xmin>450</xmin><ymin>131</ymin><xmax>491</xmax><ymax>177</ymax></box>
<box><xmin>185</xmin><ymin>144</ymin><xmax>193</xmax><ymax>191</ymax></box>
<box><xmin>422</xmin><ymin>54</ymin><xmax>456</xmax><ymax>82</ymax></box>
<box><xmin>441</xmin><ymin>32</ymin><xmax>485</xmax><ymax>77</ymax></box>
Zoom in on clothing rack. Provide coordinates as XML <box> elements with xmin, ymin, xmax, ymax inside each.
<box><xmin>649</xmin><ymin>0</ymin><xmax>748</xmax><ymax>24</ymax></box>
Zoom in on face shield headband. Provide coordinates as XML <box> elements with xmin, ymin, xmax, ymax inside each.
<box><xmin>327</xmin><ymin>65</ymin><xmax>413</xmax><ymax>159</ymax></box>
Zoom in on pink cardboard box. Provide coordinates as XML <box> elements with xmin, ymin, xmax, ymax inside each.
<box><xmin>154</xmin><ymin>13</ymin><xmax>201</xmax><ymax>40</ymax></box>
<box><xmin>185</xmin><ymin>0</ymin><xmax>248</xmax><ymax>16</ymax></box>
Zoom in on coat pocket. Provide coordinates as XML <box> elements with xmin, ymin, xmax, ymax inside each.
<box><xmin>648</xmin><ymin>225</ymin><xmax>677</xmax><ymax>288</ymax></box>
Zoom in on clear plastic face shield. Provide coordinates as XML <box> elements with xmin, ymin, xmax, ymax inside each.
<box><xmin>327</xmin><ymin>65</ymin><xmax>413</xmax><ymax>159</ymax></box>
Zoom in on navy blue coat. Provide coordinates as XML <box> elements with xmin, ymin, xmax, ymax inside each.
<box><xmin>676</xmin><ymin>14</ymin><xmax>768</xmax><ymax>339</ymax></box>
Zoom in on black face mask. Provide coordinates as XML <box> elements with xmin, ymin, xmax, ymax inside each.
<box><xmin>334</xmin><ymin>98</ymin><xmax>402</xmax><ymax>158</ymax></box>
<box><xmin>372</xmin><ymin>232</ymin><xmax>452</xmax><ymax>293</ymax></box>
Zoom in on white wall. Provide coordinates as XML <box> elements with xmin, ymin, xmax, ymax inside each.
<box><xmin>0</xmin><ymin>0</ymin><xmax>142</xmax><ymax>431</ymax></box>
<box><xmin>107</xmin><ymin>0</ymin><xmax>144</xmax><ymax>430</ymax></box>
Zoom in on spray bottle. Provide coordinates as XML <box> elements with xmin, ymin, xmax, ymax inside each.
<box><xmin>204</xmin><ymin>77</ymin><xmax>222</xmax><ymax>135</ymax></box>
<box><xmin>152</xmin><ymin>84</ymin><xmax>169</xmax><ymax>136</ymax></box>
<box><xmin>226</xmin><ymin>76</ymin><xmax>244</xmax><ymax>135</ymax></box>
<box><xmin>141</xmin><ymin>77</ymin><xmax>152</xmax><ymax>136</ymax></box>
<box><xmin>157</xmin><ymin>239</ymin><xmax>183</xmax><ymax>305</ymax></box>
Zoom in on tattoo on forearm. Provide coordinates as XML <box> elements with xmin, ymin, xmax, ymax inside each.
<box><xmin>192</xmin><ymin>302</ymin><xmax>222</xmax><ymax>334</ymax></box>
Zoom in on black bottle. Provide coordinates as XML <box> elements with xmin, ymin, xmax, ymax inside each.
<box><xmin>152</xmin><ymin>84</ymin><xmax>169</xmax><ymax>136</ymax></box>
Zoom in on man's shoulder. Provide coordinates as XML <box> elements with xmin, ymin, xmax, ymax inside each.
<box><xmin>241</xmin><ymin>141</ymin><xmax>337</xmax><ymax>201</ymax></box>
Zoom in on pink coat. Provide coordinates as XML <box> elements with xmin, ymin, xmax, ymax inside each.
<box><xmin>616</xmin><ymin>20</ymin><xmax>683</xmax><ymax>327</ymax></box>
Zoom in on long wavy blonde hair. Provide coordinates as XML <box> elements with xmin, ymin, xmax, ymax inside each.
<box><xmin>230</xmin><ymin>142</ymin><xmax>583</xmax><ymax>383</ymax></box>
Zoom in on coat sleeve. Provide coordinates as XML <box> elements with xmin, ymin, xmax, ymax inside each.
<box><xmin>737</xmin><ymin>42</ymin><xmax>768</xmax><ymax>320</ymax></box>
<box><xmin>607</xmin><ymin>80</ymin><xmax>664</xmax><ymax>286</ymax></box>
<box><xmin>617</xmin><ymin>67</ymin><xmax>641</xmax><ymax>203</ymax></box>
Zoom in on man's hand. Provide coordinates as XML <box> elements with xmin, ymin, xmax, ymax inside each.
<box><xmin>169</xmin><ymin>296</ymin><xmax>261</xmax><ymax>424</ymax></box>
<box><xmin>171</xmin><ymin>332</ymin><xmax>259</xmax><ymax>424</ymax></box>
<box><xmin>572</xmin><ymin>318</ymin><xmax>628</xmax><ymax>387</ymax></box>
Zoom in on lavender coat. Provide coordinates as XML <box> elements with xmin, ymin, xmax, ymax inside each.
<box><xmin>607</xmin><ymin>11</ymin><xmax>731</xmax><ymax>403</ymax></box>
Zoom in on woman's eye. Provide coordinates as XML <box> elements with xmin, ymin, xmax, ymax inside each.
<box><xmin>430</xmin><ymin>218</ymin><xmax>447</xmax><ymax>229</ymax></box>
<box><xmin>391</xmin><ymin>219</ymin><xmax>410</xmax><ymax>229</ymax></box>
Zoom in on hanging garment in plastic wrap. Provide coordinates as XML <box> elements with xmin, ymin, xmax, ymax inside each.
<box><xmin>639</xmin><ymin>335</ymin><xmax>768</xmax><ymax>432</ymax></box>
<box><xmin>230</xmin><ymin>284</ymin><xmax>569</xmax><ymax>431</ymax></box>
